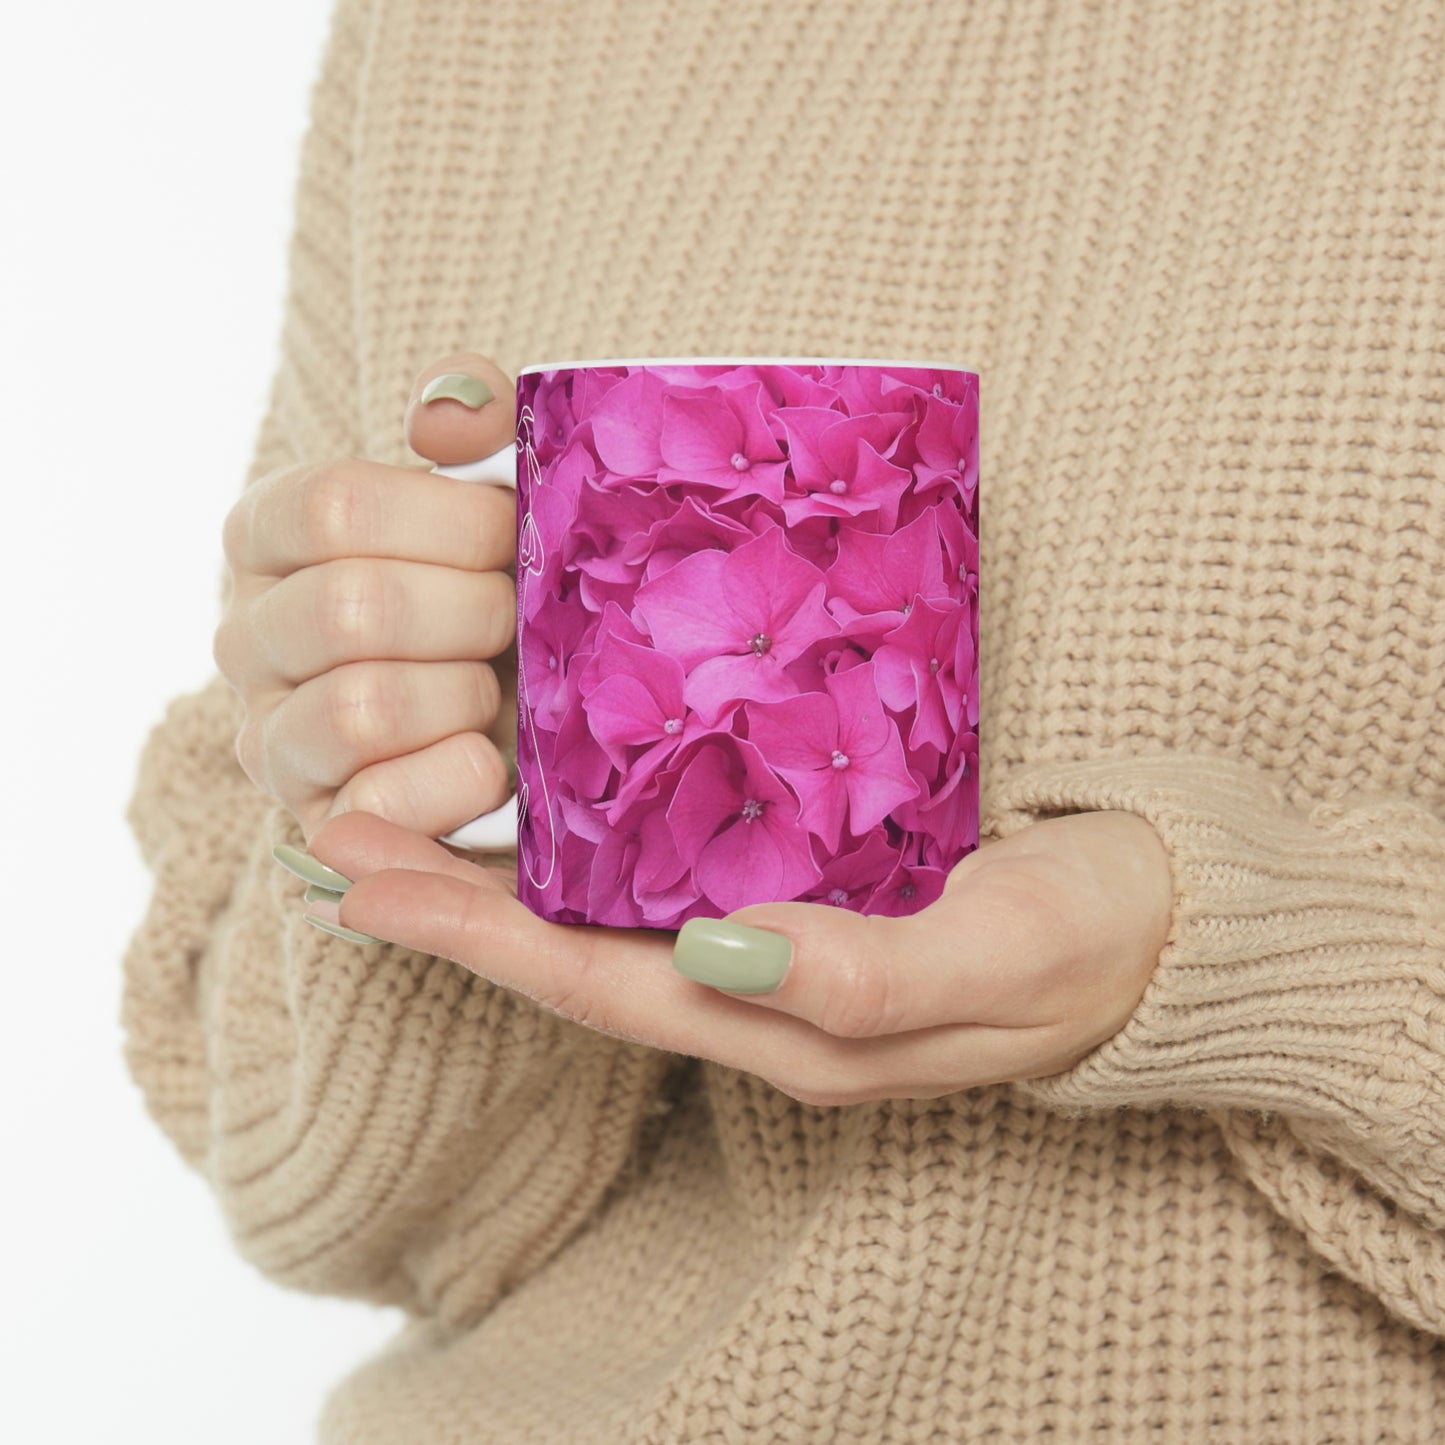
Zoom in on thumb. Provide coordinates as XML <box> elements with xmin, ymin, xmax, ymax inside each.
<box><xmin>405</xmin><ymin>351</ymin><xmax>516</xmax><ymax>465</ymax></box>
<box><xmin>671</xmin><ymin>890</ymin><xmax>971</xmax><ymax>1040</ymax></box>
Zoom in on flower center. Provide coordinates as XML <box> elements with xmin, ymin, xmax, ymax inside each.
<box><xmin>830</xmin><ymin>750</ymin><xmax>850</xmax><ymax>770</ymax></box>
<box><xmin>957</xmin><ymin>455</ymin><xmax>968</xmax><ymax>473</ymax></box>
<box><xmin>827</xmin><ymin>888</ymin><xmax>848</xmax><ymax>906</ymax></box>
<box><xmin>958</xmin><ymin>562</ymin><xmax>967</xmax><ymax>581</ymax></box>
<box><xmin>900</xmin><ymin>600</ymin><xmax>911</xmax><ymax>614</ymax></box>
<box><xmin>730</xmin><ymin>451</ymin><xmax>750</xmax><ymax>471</ymax></box>
<box><xmin>932</xmin><ymin>382</ymin><xmax>944</xmax><ymax>398</ymax></box>
<box><xmin>740</xmin><ymin>797</ymin><xmax>765</xmax><ymax>821</ymax></box>
<box><xmin>829</xmin><ymin>478</ymin><xmax>848</xmax><ymax>494</ymax></box>
<box><xmin>929</xmin><ymin>656</ymin><xmax>941</xmax><ymax>673</ymax></box>
<box><xmin>900</xmin><ymin>882</ymin><xmax>917</xmax><ymax>899</ymax></box>
<box><xmin>548</xmin><ymin>654</ymin><xmax>558</xmax><ymax>671</ymax></box>
<box><xmin>748</xmin><ymin>632</ymin><xmax>773</xmax><ymax>656</ymax></box>
<box><xmin>554</xmin><ymin>426</ymin><xmax>564</xmax><ymax>441</ymax></box>
<box><xmin>663</xmin><ymin>716</ymin><xmax>683</xmax><ymax>735</ymax></box>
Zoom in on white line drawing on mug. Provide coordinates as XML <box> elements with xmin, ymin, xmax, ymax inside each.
<box><xmin>514</xmin><ymin>400</ymin><xmax>558</xmax><ymax>892</ymax></box>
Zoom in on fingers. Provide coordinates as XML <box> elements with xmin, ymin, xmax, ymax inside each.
<box><xmin>219</xmin><ymin>557</ymin><xmax>516</xmax><ymax>691</ymax></box>
<box><xmin>404</xmin><ymin>353</ymin><xmax>516</xmax><ymax>466</ymax></box>
<box><xmin>318</xmin><ymin>823</ymin><xmax>772</xmax><ymax>1055</ymax></box>
<box><xmin>249</xmin><ymin>657</ymin><xmax>501</xmax><ymax>798</ymax></box>
<box><xmin>312</xmin><ymin>815</ymin><xmax>1069</xmax><ymax>1101</ymax></box>
<box><xmin>661</xmin><ymin>866</ymin><xmax>1034</xmax><ymax>1038</ymax></box>
<box><xmin>311</xmin><ymin>729</ymin><xmax>514</xmax><ymax>845</ymax></box>
<box><xmin>225</xmin><ymin>455</ymin><xmax>517</xmax><ymax>579</ymax></box>
<box><xmin>308</xmin><ymin>807</ymin><xmax>508</xmax><ymax>890</ymax></box>
<box><xmin>295</xmin><ymin>810</ymin><xmax>1165</xmax><ymax>1110</ymax></box>
<box><xmin>676</xmin><ymin>815</ymin><xmax>1172</xmax><ymax>1050</ymax></box>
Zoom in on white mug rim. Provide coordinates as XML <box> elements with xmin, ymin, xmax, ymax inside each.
<box><xmin>517</xmin><ymin>355</ymin><xmax>979</xmax><ymax>376</ymax></box>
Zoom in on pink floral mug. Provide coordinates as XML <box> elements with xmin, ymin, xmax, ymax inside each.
<box><xmin>433</xmin><ymin>357</ymin><xmax>979</xmax><ymax>930</ymax></box>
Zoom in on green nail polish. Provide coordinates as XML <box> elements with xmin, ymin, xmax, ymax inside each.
<box><xmin>272</xmin><ymin>844</ymin><xmax>352</xmax><ymax>891</ymax></box>
<box><xmin>672</xmin><ymin>918</ymin><xmax>793</xmax><ymax>993</ymax></box>
<box><xmin>302</xmin><ymin>914</ymin><xmax>384</xmax><ymax>946</ymax></box>
<box><xmin>420</xmin><ymin>372</ymin><xmax>494</xmax><ymax>409</ymax></box>
<box><xmin>304</xmin><ymin>883</ymin><xmax>346</xmax><ymax>906</ymax></box>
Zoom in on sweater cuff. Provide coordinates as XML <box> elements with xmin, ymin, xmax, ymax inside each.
<box><xmin>982</xmin><ymin>751</ymin><xmax>1445</xmax><ymax>1125</ymax></box>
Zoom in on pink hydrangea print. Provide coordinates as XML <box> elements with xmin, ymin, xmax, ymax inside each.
<box><xmin>512</xmin><ymin>361</ymin><xmax>980</xmax><ymax>929</ymax></box>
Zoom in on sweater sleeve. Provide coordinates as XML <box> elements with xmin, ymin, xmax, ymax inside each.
<box><xmin>984</xmin><ymin>750</ymin><xmax>1445</xmax><ymax>1338</ymax></box>
<box><xmin>120</xmin><ymin>0</ymin><xmax>679</xmax><ymax>1329</ymax></box>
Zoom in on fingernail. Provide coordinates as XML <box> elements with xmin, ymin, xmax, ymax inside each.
<box><xmin>273</xmin><ymin>843</ymin><xmax>352</xmax><ymax>891</ymax></box>
<box><xmin>303</xmin><ymin>913</ymin><xmax>384</xmax><ymax>946</ymax></box>
<box><xmin>304</xmin><ymin>883</ymin><xmax>346</xmax><ymax>907</ymax></box>
<box><xmin>672</xmin><ymin>918</ymin><xmax>792</xmax><ymax>993</ymax></box>
<box><xmin>421</xmin><ymin>372</ymin><xmax>494</xmax><ymax>409</ymax></box>
<box><xmin>304</xmin><ymin>895</ymin><xmax>341</xmax><ymax>924</ymax></box>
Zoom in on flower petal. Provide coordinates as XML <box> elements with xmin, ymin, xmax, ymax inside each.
<box><xmin>633</xmin><ymin>548</ymin><xmax>739</xmax><ymax>665</ymax></box>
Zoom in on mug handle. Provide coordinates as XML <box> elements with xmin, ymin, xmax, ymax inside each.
<box><xmin>428</xmin><ymin>443</ymin><xmax>519</xmax><ymax>853</ymax></box>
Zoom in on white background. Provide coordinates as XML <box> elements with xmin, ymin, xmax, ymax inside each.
<box><xmin>0</xmin><ymin>4</ymin><xmax>405</xmax><ymax>1441</ymax></box>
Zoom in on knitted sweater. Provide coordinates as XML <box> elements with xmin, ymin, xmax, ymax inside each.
<box><xmin>121</xmin><ymin>0</ymin><xmax>1445</xmax><ymax>1439</ymax></box>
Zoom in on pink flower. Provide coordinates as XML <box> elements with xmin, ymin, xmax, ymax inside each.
<box><xmin>912</xmin><ymin>385</ymin><xmax>979</xmax><ymax>507</ymax></box>
<box><xmin>571</xmin><ymin>478</ymin><xmax>675</xmax><ymax>571</ymax></box>
<box><xmin>824</xmin><ymin>508</ymin><xmax>953</xmax><ymax>640</ymax></box>
<box><xmin>622</xmin><ymin>809</ymin><xmax>701</xmax><ymax>927</ymax></box>
<box><xmin>520</xmin><ymin>586</ymin><xmax>594</xmax><ymax>730</ymax></box>
<box><xmin>620</xmin><ymin>493</ymin><xmax>758</xmax><ymax>577</ymax></box>
<box><xmin>517</xmin><ymin>467</ymin><xmax>582</xmax><ymax>615</ymax></box>
<box><xmin>735</xmin><ymin>363</ymin><xmax>845</xmax><ymax>414</ymax></box>
<box><xmin>894</xmin><ymin>728</ymin><xmax>979</xmax><ymax>860</ymax></box>
<box><xmin>665</xmin><ymin>735</ymin><xmax>821</xmax><ymax>914</ymax></box>
<box><xmin>745</xmin><ymin>660</ymin><xmax>919</xmax><ymax>853</ymax></box>
<box><xmin>551</xmin><ymin>690</ymin><xmax>614</xmax><ymax>800</ymax></box>
<box><xmin>799</xmin><ymin>829</ymin><xmax>908</xmax><ymax>912</ymax></box>
<box><xmin>582</xmin><ymin>629</ymin><xmax>684</xmax><ymax>747</ymax></box>
<box><xmin>569</xmin><ymin>782</ymin><xmax>701</xmax><ymax>927</ymax></box>
<box><xmin>523</xmin><ymin>372</ymin><xmax>582</xmax><ymax>470</ymax></box>
<box><xmin>632</xmin><ymin>527</ymin><xmax>837</xmax><ymax>724</ymax></box>
<box><xmin>512</xmin><ymin>363</ymin><xmax>980</xmax><ymax>928</ymax></box>
<box><xmin>830</xmin><ymin>365</ymin><xmax>943</xmax><ymax>420</ymax></box>
<box><xmin>656</xmin><ymin>380</ymin><xmax>790</xmax><ymax>504</ymax></box>
<box><xmin>777</xmin><ymin>407</ymin><xmax>912</xmax><ymax>530</ymax></box>
<box><xmin>588</xmin><ymin>369</ymin><xmax>671</xmax><ymax>479</ymax></box>
<box><xmin>870</xmin><ymin>850</ymin><xmax>948</xmax><ymax>913</ymax></box>
<box><xmin>872</xmin><ymin>596</ymin><xmax>967</xmax><ymax>753</ymax></box>
<box><xmin>579</xmin><ymin>622</ymin><xmax>730</xmax><ymax>821</ymax></box>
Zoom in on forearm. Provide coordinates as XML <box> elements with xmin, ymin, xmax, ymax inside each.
<box><xmin>985</xmin><ymin>750</ymin><xmax>1445</xmax><ymax>1332</ymax></box>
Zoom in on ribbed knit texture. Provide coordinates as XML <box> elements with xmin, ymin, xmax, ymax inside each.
<box><xmin>121</xmin><ymin>0</ymin><xmax>1445</xmax><ymax>1439</ymax></box>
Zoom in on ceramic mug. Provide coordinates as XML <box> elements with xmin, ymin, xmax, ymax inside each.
<box><xmin>432</xmin><ymin>356</ymin><xmax>979</xmax><ymax>930</ymax></box>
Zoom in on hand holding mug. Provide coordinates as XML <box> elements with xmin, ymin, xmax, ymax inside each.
<box><xmin>214</xmin><ymin>352</ymin><xmax>519</xmax><ymax>850</ymax></box>
<box><xmin>293</xmin><ymin>806</ymin><xmax>1172</xmax><ymax>1106</ymax></box>
<box><xmin>260</xmin><ymin>352</ymin><xmax>980</xmax><ymax>932</ymax></box>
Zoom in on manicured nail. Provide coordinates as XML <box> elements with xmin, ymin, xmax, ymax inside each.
<box><xmin>304</xmin><ymin>883</ymin><xmax>346</xmax><ymax>906</ymax></box>
<box><xmin>304</xmin><ymin>895</ymin><xmax>341</xmax><ymax>925</ymax></box>
<box><xmin>302</xmin><ymin>913</ymin><xmax>384</xmax><ymax>946</ymax></box>
<box><xmin>272</xmin><ymin>843</ymin><xmax>352</xmax><ymax>891</ymax></box>
<box><xmin>672</xmin><ymin>918</ymin><xmax>793</xmax><ymax>993</ymax></box>
<box><xmin>420</xmin><ymin>372</ymin><xmax>494</xmax><ymax>408</ymax></box>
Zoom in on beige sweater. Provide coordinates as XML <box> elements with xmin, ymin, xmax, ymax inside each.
<box><xmin>121</xmin><ymin>0</ymin><xmax>1445</xmax><ymax>1438</ymax></box>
